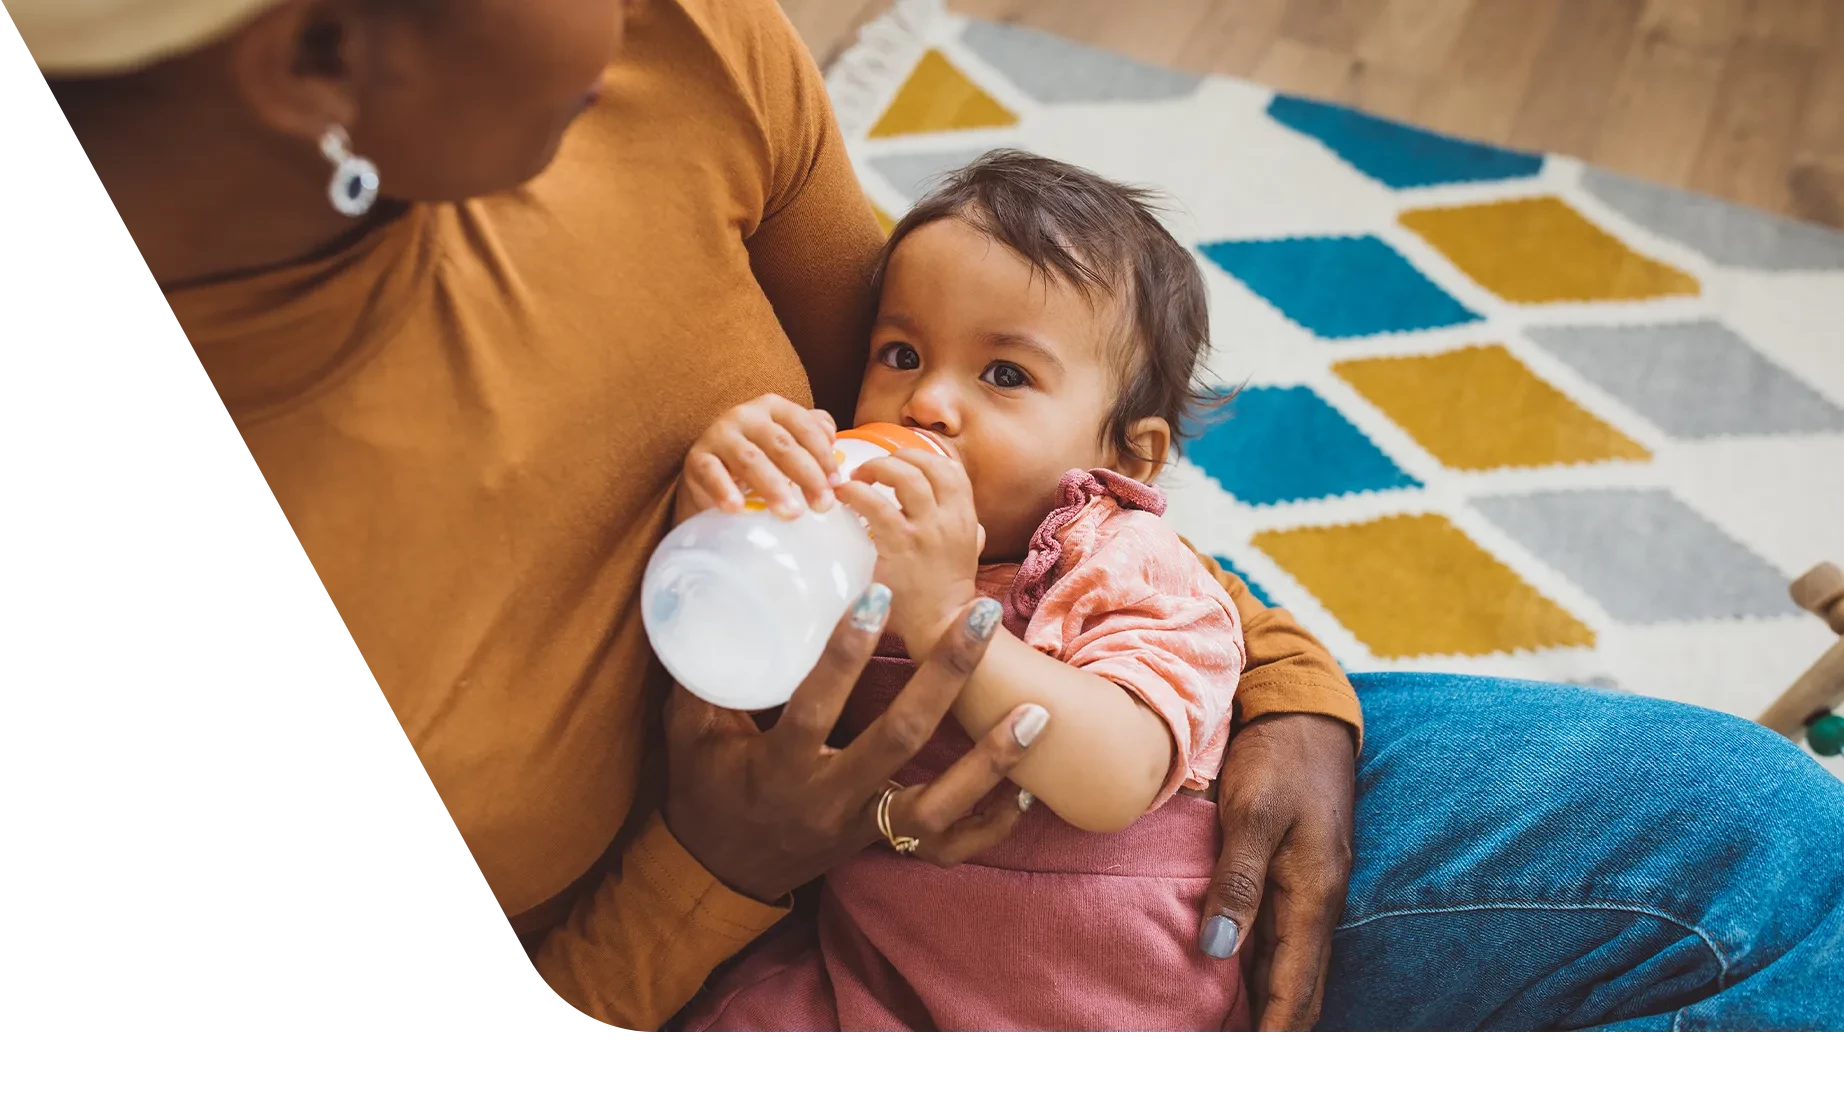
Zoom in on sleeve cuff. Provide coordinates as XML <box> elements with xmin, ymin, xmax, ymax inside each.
<box><xmin>1235</xmin><ymin>677</ymin><xmax>1366</xmax><ymax>753</ymax></box>
<box><xmin>627</xmin><ymin>812</ymin><xmax>789</xmax><ymax>943</ymax></box>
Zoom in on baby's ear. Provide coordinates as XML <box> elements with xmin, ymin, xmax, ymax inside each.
<box><xmin>1113</xmin><ymin>417</ymin><xmax>1171</xmax><ymax>483</ymax></box>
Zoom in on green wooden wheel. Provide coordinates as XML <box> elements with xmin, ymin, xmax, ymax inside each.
<box><xmin>1808</xmin><ymin>714</ymin><xmax>1844</xmax><ymax>759</ymax></box>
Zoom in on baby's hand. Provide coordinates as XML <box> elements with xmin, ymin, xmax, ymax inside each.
<box><xmin>837</xmin><ymin>450</ymin><xmax>983</xmax><ymax>658</ymax></box>
<box><xmin>682</xmin><ymin>394</ymin><xmax>841</xmax><ymax>520</ymax></box>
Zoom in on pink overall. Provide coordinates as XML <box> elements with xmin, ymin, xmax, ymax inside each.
<box><xmin>683</xmin><ymin>470</ymin><xmax>1249</xmax><ymax>1031</ymax></box>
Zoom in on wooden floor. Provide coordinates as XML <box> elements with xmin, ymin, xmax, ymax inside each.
<box><xmin>782</xmin><ymin>0</ymin><xmax>1844</xmax><ymax>229</ymax></box>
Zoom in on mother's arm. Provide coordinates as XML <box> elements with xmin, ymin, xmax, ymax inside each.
<box><xmin>525</xmin><ymin>3</ymin><xmax>890</xmax><ymax>1028</ymax></box>
<box><xmin>1182</xmin><ymin>541</ymin><xmax>1362</xmax><ymax>740</ymax></box>
<box><xmin>732</xmin><ymin>0</ymin><xmax>886</xmax><ymax>425</ymax></box>
<box><xmin>1183</xmin><ymin>542</ymin><xmax>1362</xmax><ymax>1030</ymax></box>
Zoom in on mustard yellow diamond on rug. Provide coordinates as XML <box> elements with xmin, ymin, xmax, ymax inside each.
<box><xmin>1399</xmin><ymin>196</ymin><xmax>1699</xmax><ymax>303</ymax></box>
<box><xmin>1335</xmin><ymin>345</ymin><xmax>1651</xmax><ymax>471</ymax></box>
<box><xmin>868</xmin><ymin>49</ymin><xmax>1019</xmax><ymax>139</ymax></box>
<box><xmin>1254</xmin><ymin>514</ymin><xmax>1596</xmax><ymax>658</ymax></box>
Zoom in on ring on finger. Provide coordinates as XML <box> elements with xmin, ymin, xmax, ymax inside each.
<box><xmin>877</xmin><ymin>785</ymin><xmax>920</xmax><ymax>855</ymax></box>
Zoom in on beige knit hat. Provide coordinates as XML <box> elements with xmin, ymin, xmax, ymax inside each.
<box><xmin>9</xmin><ymin>0</ymin><xmax>282</xmax><ymax>76</ymax></box>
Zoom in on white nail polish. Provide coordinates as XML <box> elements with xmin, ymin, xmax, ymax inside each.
<box><xmin>1013</xmin><ymin>704</ymin><xmax>1049</xmax><ymax>747</ymax></box>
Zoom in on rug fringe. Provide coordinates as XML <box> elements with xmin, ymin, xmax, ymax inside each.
<box><xmin>826</xmin><ymin>0</ymin><xmax>947</xmax><ymax>138</ymax></box>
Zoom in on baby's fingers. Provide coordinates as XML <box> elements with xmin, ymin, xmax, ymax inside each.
<box><xmin>715</xmin><ymin>428</ymin><xmax>827</xmax><ymax>518</ymax></box>
<box><xmin>760</xmin><ymin>397</ymin><xmax>842</xmax><ymax>512</ymax></box>
<box><xmin>836</xmin><ymin>481</ymin><xmax>909</xmax><ymax>547</ymax></box>
<box><xmin>685</xmin><ymin>451</ymin><xmax>744</xmax><ymax>514</ymax></box>
<box><xmin>851</xmin><ymin>455</ymin><xmax>938</xmax><ymax>521</ymax></box>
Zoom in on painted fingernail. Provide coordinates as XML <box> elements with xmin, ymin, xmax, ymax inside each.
<box><xmin>1012</xmin><ymin>704</ymin><xmax>1048</xmax><ymax>748</ymax></box>
<box><xmin>966</xmin><ymin>597</ymin><xmax>1002</xmax><ymax>641</ymax></box>
<box><xmin>850</xmin><ymin>583</ymin><xmax>892</xmax><ymax>632</ymax></box>
<box><xmin>1199</xmin><ymin>914</ymin><xmax>1239</xmax><ymax>960</ymax></box>
<box><xmin>1016</xmin><ymin>789</ymin><xmax>1034</xmax><ymax>812</ymax></box>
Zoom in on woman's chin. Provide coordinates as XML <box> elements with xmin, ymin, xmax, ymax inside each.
<box><xmin>487</xmin><ymin>128</ymin><xmax>580</xmax><ymax>198</ymax></box>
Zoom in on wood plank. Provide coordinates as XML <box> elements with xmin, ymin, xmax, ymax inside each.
<box><xmin>1635</xmin><ymin>0</ymin><xmax>1745</xmax><ymax>53</ymax></box>
<box><xmin>1740</xmin><ymin>0</ymin><xmax>1839</xmax><ymax>48</ymax></box>
<box><xmin>946</xmin><ymin>0</ymin><xmax>1027</xmax><ymax>20</ymax></box>
<box><xmin>783</xmin><ymin>0</ymin><xmax>1844</xmax><ymax>230</ymax></box>
<box><xmin>1791</xmin><ymin>3</ymin><xmax>1844</xmax><ymax>159</ymax></box>
<box><xmin>1592</xmin><ymin>26</ymin><xmax>1728</xmax><ymax>187</ymax></box>
<box><xmin>1788</xmin><ymin>162</ymin><xmax>1844</xmax><ymax>228</ymax></box>
<box><xmin>1509</xmin><ymin>0</ymin><xmax>1644</xmax><ymax>159</ymax></box>
<box><xmin>1354</xmin><ymin>0</ymin><xmax>1477</xmax><ymax>76</ymax></box>
<box><xmin>1688</xmin><ymin>37</ymin><xmax>1818</xmax><ymax>215</ymax></box>
<box><xmin>1250</xmin><ymin>38</ymin><xmax>1359</xmax><ymax>101</ymax></box>
<box><xmin>1338</xmin><ymin>59</ymin><xmax>1428</xmax><ymax>120</ymax></box>
<box><xmin>1790</xmin><ymin>11</ymin><xmax>1844</xmax><ymax>227</ymax></box>
<box><xmin>949</xmin><ymin>0</ymin><xmax>1232</xmax><ymax>76</ymax></box>
<box><xmin>1170</xmin><ymin>0</ymin><xmax>1293</xmax><ymax>77</ymax></box>
<box><xmin>1412</xmin><ymin>0</ymin><xmax>1565</xmax><ymax>144</ymax></box>
<box><xmin>1277</xmin><ymin>0</ymin><xmax>1385</xmax><ymax>53</ymax></box>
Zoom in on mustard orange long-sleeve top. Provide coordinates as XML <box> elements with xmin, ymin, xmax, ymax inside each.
<box><xmin>166</xmin><ymin>0</ymin><xmax>1361</xmax><ymax>1030</ymax></box>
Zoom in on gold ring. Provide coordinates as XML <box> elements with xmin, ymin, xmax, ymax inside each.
<box><xmin>877</xmin><ymin>785</ymin><xmax>920</xmax><ymax>855</ymax></box>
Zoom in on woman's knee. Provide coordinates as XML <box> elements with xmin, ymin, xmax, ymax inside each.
<box><xmin>1345</xmin><ymin>672</ymin><xmax>1844</xmax><ymax>924</ymax></box>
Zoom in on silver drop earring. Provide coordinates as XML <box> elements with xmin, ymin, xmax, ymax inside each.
<box><xmin>319</xmin><ymin>124</ymin><xmax>380</xmax><ymax>218</ymax></box>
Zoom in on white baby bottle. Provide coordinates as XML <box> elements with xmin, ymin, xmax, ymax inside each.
<box><xmin>642</xmin><ymin>422</ymin><xmax>951</xmax><ymax>711</ymax></box>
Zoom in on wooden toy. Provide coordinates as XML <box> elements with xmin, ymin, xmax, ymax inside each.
<box><xmin>1759</xmin><ymin>562</ymin><xmax>1844</xmax><ymax>758</ymax></box>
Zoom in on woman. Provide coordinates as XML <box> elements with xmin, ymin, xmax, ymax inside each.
<box><xmin>23</xmin><ymin>0</ymin><xmax>1843</xmax><ymax>1031</ymax></box>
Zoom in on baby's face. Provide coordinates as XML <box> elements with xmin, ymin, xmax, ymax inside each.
<box><xmin>855</xmin><ymin>217</ymin><xmax>1129</xmax><ymax>562</ymax></box>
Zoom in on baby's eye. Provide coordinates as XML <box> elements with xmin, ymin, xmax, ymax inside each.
<box><xmin>877</xmin><ymin>342</ymin><xmax>921</xmax><ymax>371</ymax></box>
<box><xmin>980</xmin><ymin>362</ymin><xmax>1029</xmax><ymax>389</ymax></box>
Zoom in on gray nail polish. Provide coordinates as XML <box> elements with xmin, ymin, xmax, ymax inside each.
<box><xmin>1199</xmin><ymin>914</ymin><xmax>1239</xmax><ymax>960</ymax></box>
<box><xmin>850</xmin><ymin>583</ymin><xmax>892</xmax><ymax>632</ymax></box>
<box><xmin>1012</xmin><ymin>704</ymin><xmax>1048</xmax><ymax>748</ymax></box>
<box><xmin>966</xmin><ymin>597</ymin><xmax>1002</xmax><ymax>641</ymax></box>
<box><xmin>1016</xmin><ymin>789</ymin><xmax>1034</xmax><ymax>812</ymax></box>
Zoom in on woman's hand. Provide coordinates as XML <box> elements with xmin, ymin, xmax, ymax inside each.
<box><xmin>1197</xmin><ymin>713</ymin><xmax>1356</xmax><ymax>1031</ymax></box>
<box><xmin>681</xmin><ymin>393</ymin><xmax>841</xmax><ymax>520</ymax></box>
<box><xmin>663</xmin><ymin>587</ymin><xmax>1046</xmax><ymax>903</ymax></box>
<box><xmin>836</xmin><ymin>449</ymin><xmax>983</xmax><ymax>659</ymax></box>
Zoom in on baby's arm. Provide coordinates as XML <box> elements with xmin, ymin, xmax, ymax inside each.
<box><xmin>948</xmin><ymin>631</ymin><xmax>1175</xmax><ymax>833</ymax></box>
<box><xmin>839</xmin><ymin>453</ymin><xmax>1238</xmax><ymax>834</ymax></box>
<box><xmin>939</xmin><ymin>548</ymin><xmax>1243</xmax><ymax>833</ymax></box>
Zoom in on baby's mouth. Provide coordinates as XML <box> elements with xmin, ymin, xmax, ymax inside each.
<box><xmin>911</xmin><ymin>428</ymin><xmax>951</xmax><ymax>457</ymax></box>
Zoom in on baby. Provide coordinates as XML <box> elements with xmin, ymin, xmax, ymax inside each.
<box><xmin>677</xmin><ymin>151</ymin><xmax>1249</xmax><ymax>1030</ymax></box>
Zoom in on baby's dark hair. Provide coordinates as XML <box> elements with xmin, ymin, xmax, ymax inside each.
<box><xmin>872</xmin><ymin>150</ymin><xmax>1215</xmax><ymax>464</ymax></box>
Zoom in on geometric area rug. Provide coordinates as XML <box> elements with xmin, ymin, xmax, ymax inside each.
<box><xmin>826</xmin><ymin>0</ymin><xmax>1844</xmax><ymax>776</ymax></box>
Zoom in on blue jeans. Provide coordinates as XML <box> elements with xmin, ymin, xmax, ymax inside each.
<box><xmin>1323</xmin><ymin>674</ymin><xmax>1844</xmax><ymax>1030</ymax></box>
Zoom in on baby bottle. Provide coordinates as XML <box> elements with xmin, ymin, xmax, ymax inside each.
<box><xmin>642</xmin><ymin>422</ymin><xmax>950</xmax><ymax>711</ymax></box>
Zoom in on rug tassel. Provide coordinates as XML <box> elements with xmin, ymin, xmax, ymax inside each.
<box><xmin>826</xmin><ymin>0</ymin><xmax>947</xmax><ymax>138</ymax></box>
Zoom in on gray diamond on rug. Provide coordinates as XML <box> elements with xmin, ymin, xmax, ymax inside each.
<box><xmin>1472</xmin><ymin>489</ymin><xmax>1799</xmax><ymax>623</ymax></box>
<box><xmin>1581</xmin><ymin>167</ymin><xmax>1844</xmax><ymax>272</ymax></box>
<box><xmin>960</xmin><ymin>20</ymin><xmax>1203</xmax><ymax>104</ymax></box>
<box><xmin>1526</xmin><ymin>320</ymin><xmax>1844</xmax><ymax>438</ymax></box>
<box><xmin>868</xmin><ymin>147</ymin><xmax>995</xmax><ymax>202</ymax></box>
